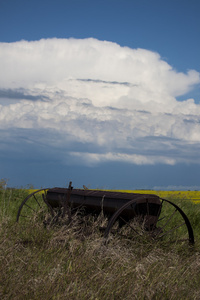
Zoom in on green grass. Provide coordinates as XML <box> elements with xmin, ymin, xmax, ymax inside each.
<box><xmin>1</xmin><ymin>184</ymin><xmax>200</xmax><ymax>299</ymax></box>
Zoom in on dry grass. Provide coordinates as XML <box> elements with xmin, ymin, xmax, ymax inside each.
<box><xmin>1</xmin><ymin>185</ymin><xmax>200</xmax><ymax>299</ymax></box>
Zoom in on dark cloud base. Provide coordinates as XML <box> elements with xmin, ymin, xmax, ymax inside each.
<box><xmin>0</xmin><ymin>88</ymin><xmax>49</xmax><ymax>103</ymax></box>
<box><xmin>1</xmin><ymin>157</ymin><xmax>199</xmax><ymax>190</ymax></box>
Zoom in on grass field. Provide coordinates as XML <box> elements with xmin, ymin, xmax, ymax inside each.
<box><xmin>1</xmin><ymin>183</ymin><xmax>200</xmax><ymax>299</ymax></box>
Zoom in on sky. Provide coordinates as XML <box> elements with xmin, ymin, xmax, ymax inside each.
<box><xmin>0</xmin><ymin>0</ymin><xmax>200</xmax><ymax>190</ymax></box>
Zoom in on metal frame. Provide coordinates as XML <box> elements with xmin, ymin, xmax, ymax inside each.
<box><xmin>16</xmin><ymin>183</ymin><xmax>195</xmax><ymax>245</ymax></box>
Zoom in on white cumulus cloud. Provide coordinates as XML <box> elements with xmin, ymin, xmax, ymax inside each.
<box><xmin>0</xmin><ymin>38</ymin><xmax>200</xmax><ymax>166</ymax></box>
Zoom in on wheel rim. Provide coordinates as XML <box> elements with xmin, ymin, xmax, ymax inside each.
<box><xmin>153</xmin><ymin>198</ymin><xmax>194</xmax><ymax>244</ymax></box>
<box><xmin>16</xmin><ymin>189</ymin><xmax>50</xmax><ymax>222</ymax></box>
<box><xmin>104</xmin><ymin>196</ymin><xmax>154</xmax><ymax>238</ymax></box>
<box><xmin>104</xmin><ymin>197</ymin><xmax>194</xmax><ymax>245</ymax></box>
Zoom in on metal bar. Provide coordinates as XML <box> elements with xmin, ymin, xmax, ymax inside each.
<box><xmin>62</xmin><ymin>181</ymin><xmax>72</xmax><ymax>221</ymax></box>
<box><xmin>119</xmin><ymin>216</ymin><xmax>141</xmax><ymax>235</ymax></box>
<box><xmin>157</xmin><ymin>209</ymin><xmax>177</xmax><ymax>233</ymax></box>
<box><xmin>156</xmin><ymin>222</ymin><xmax>185</xmax><ymax>239</ymax></box>
<box><xmin>24</xmin><ymin>203</ymin><xmax>36</xmax><ymax>212</ymax></box>
<box><xmin>33</xmin><ymin>194</ymin><xmax>41</xmax><ymax>208</ymax></box>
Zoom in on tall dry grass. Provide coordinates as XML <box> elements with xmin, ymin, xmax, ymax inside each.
<box><xmin>1</xmin><ymin>185</ymin><xmax>200</xmax><ymax>299</ymax></box>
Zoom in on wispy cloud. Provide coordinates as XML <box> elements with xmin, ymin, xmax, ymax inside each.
<box><xmin>0</xmin><ymin>88</ymin><xmax>49</xmax><ymax>105</ymax></box>
<box><xmin>0</xmin><ymin>38</ymin><xmax>200</xmax><ymax>166</ymax></box>
<box><xmin>77</xmin><ymin>78</ymin><xmax>133</xmax><ymax>86</ymax></box>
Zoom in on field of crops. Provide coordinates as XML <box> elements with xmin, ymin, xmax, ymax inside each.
<box><xmin>1</xmin><ymin>185</ymin><xmax>200</xmax><ymax>299</ymax></box>
<box><xmin>111</xmin><ymin>190</ymin><xmax>200</xmax><ymax>204</ymax></box>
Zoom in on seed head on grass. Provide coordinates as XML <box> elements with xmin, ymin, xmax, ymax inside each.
<box><xmin>1</xmin><ymin>188</ymin><xmax>200</xmax><ymax>299</ymax></box>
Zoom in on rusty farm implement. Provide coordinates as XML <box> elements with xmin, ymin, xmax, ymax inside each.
<box><xmin>16</xmin><ymin>182</ymin><xmax>195</xmax><ymax>245</ymax></box>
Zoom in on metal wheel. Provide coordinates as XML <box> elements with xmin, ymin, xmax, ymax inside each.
<box><xmin>104</xmin><ymin>197</ymin><xmax>194</xmax><ymax>245</ymax></box>
<box><xmin>154</xmin><ymin>198</ymin><xmax>194</xmax><ymax>244</ymax></box>
<box><xmin>16</xmin><ymin>189</ymin><xmax>52</xmax><ymax>223</ymax></box>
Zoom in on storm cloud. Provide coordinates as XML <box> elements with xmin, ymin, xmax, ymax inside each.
<box><xmin>0</xmin><ymin>38</ymin><xmax>200</xmax><ymax>166</ymax></box>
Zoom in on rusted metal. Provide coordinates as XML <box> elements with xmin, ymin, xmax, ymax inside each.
<box><xmin>45</xmin><ymin>188</ymin><xmax>161</xmax><ymax>220</ymax></box>
<box><xmin>61</xmin><ymin>181</ymin><xmax>73</xmax><ymax>221</ymax></box>
<box><xmin>16</xmin><ymin>182</ymin><xmax>195</xmax><ymax>245</ymax></box>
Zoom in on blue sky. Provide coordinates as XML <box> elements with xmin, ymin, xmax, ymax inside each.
<box><xmin>0</xmin><ymin>0</ymin><xmax>200</xmax><ymax>189</ymax></box>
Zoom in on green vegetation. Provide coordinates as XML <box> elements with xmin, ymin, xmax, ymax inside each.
<box><xmin>1</xmin><ymin>182</ymin><xmax>200</xmax><ymax>299</ymax></box>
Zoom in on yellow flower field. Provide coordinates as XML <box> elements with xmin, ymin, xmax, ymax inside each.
<box><xmin>112</xmin><ymin>190</ymin><xmax>200</xmax><ymax>204</ymax></box>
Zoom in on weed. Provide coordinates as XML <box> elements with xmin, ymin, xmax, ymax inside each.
<box><xmin>0</xmin><ymin>187</ymin><xmax>200</xmax><ymax>299</ymax></box>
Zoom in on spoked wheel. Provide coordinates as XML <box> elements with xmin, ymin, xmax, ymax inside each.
<box><xmin>153</xmin><ymin>198</ymin><xmax>194</xmax><ymax>244</ymax></box>
<box><xmin>16</xmin><ymin>189</ymin><xmax>53</xmax><ymax>223</ymax></box>
<box><xmin>104</xmin><ymin>197</ymin><xmax>194</xmax><ymax>245</ymax></box>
